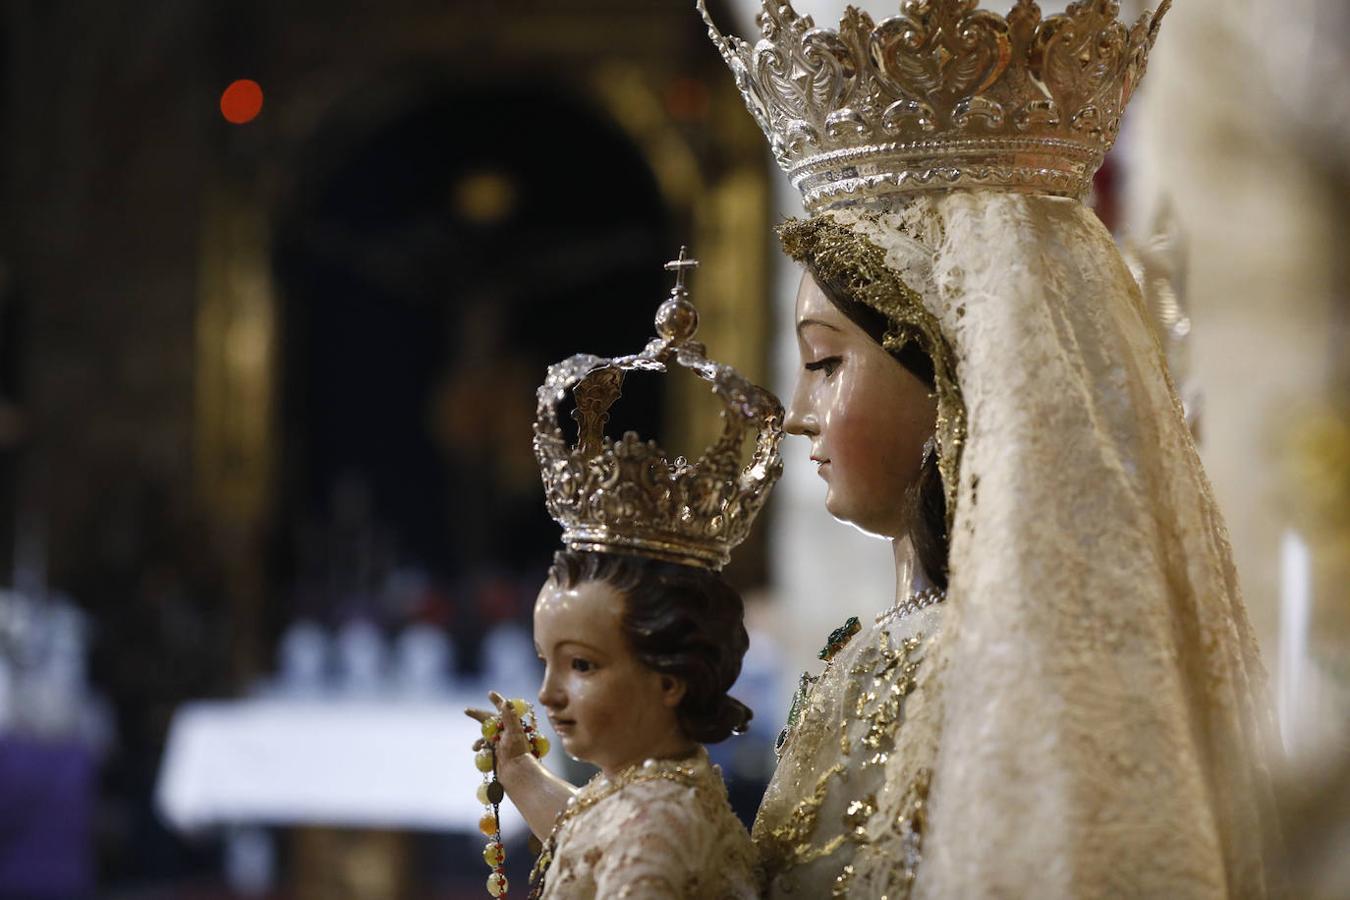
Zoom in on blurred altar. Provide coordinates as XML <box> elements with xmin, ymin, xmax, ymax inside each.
<box><xmin>0</xmin><ymin>0</ymin><xmax>1346</xmax><ymax>897</ymax></box>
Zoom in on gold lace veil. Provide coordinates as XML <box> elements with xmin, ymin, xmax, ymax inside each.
<box><xmin>781</xmin><ymin>194</ymin><xmax>1285</xmax><ymax>896</ymax></box>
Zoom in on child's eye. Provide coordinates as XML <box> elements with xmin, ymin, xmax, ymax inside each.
<box><xmin>804</xmin><ymin>356</ymin><xmax>841</xmax><ymax>376</ymax></box>
<box><xmin>571</xmin><ymin>658</ymin><xmax>594</xmax><ymax>673</ymax></box>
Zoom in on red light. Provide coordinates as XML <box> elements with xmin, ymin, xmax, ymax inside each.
<box><xmin>220</xmin><ymin>79</ymin><xmax>264</xmax><ymax>125</ymax></box>
<box><xmin>665</xmin><ymin>77</ymin><xmax>710</xmax><ymax>122</ymax></box>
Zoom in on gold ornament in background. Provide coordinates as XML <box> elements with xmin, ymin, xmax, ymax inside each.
<box><xmin>452</xmin><ymin>170</ymin><xmax>519</xmax><ymax>226</ymax></box>
<box><xmin>1288</xmin><ymin>406</ymin><xmax>1350</xmax><ymax>534</ymax></box>
<box><xmin>533</xmin><ymin>248</ymin><xmax>783</xmax><ymax>571</ymax></box>
<box><xmin>1283</xmin><ymin>398</ymin><xmax>1350</xmax><ymax>683</ymax></box>
<box><xmin>697</xmin><ymin>0</ymin><xmax>1170</xmax><ymax>212</ymax></box>
<box><xmin>1286</xmin><ymin>402</ymin><xmax>1350</xmax><ymax>576</ymax></box>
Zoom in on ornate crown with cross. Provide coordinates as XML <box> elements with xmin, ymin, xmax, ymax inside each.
<box><xmin>697</xmin><ymin>0</ymin><xmax>1170</xmax><ymax>212</ymax></box>
<box><xmin>533</xmin><ymin>250</ymin><xmax>784</xmax><ymax>572</ymax></box>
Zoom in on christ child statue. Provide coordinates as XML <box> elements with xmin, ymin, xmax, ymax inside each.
<box><xmin>467</xmin><ymin>250</ymin><xmax>782</xmax><ymax>899</ymax></box>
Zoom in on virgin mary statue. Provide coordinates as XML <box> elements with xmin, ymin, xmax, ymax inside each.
<box><xmin>699</xmin><ymin>1</ymin><xmax>1285</xmax><ymax>897</ymax></box>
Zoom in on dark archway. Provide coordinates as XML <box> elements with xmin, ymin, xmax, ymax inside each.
<box><xmin>272</xmin><ymin>79</ymin><xmax>672</xmax><ymax>652</ymax></box>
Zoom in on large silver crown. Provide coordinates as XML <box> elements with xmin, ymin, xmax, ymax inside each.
<box><xmin>698</xmin><ymin>0</ymin><xmax>1170</xmax><ymax>212</ymax></box>
<box><xmin>533</xmin><ymin>250</ymin><xmax>783</xmax><ymax>571</ymax></box>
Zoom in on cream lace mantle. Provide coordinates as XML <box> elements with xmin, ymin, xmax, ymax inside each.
<box><xmin>758</xmin><ymin>192</ymin><xmax>1285</xmax><ymax>898</ymax></box>
<box><xmin>538</xmin><ymin>746</ymin><xmax>756</xmax><ymax>899</ymax></box>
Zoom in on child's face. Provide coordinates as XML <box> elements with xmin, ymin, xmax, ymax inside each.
<box><xmin>533</xmin><ymin>578</ymin><xmax>684</xmax><ymax>775</ymax></box>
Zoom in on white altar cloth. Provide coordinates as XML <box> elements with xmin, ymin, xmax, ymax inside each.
<box><xmin>155</xmin><ymin>697</ymin><xmax>539</xmax><ymax>836</ymax></box>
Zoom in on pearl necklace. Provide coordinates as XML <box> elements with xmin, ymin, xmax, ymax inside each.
<box><xmin>875</xmin><ymin>585</ymin><xmax>946</xmax><ymax>628</ymax></box>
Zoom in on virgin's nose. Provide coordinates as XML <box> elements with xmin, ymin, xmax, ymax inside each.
<box><xmin>784</xmin><ymin>378</ymin><xmax>818</xmax><ymax>437</ymax></box>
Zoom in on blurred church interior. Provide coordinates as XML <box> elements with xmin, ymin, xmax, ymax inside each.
<box><xmin>0</xmin><ymin>1</ymin><xmax>1346</xmax><ymax>897</ymax></box>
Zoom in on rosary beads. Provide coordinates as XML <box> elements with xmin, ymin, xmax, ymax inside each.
<box><xmin>475</xmin><ymin>698</ymin><xmax>550</xmax><ymax>898</ymax></box>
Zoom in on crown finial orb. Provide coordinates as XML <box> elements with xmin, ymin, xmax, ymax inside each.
<box><xmin>656</xmin><ymin>246</ymin><xmax>700</xmax><ymax>343</ymax></box>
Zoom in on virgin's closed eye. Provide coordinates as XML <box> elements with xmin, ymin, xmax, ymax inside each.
<box><xmin>804</xmin><ymin>356</ymin><xmax>841</xmax><ymax>376</ymax></box>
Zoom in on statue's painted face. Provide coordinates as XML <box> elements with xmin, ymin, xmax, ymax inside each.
<box><xmin>533</xmin><ymin>579</ymin><xmax>685</xmax><ymax>776</ymax></box>
<box><xmin>785</xmin><ymin>272</ymin><xmax>937</xmax><ymax>538</ymax></box>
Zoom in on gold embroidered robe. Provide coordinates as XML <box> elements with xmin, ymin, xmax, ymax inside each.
<box><xmin>541</xmin><ymin>747</ymin><xmax>757</xmax><ymax>899</ymax></box>
<box><xmin>754</xmin><ymin>603</ymin><xmax>944</xmax><ymax>898</ymax></box>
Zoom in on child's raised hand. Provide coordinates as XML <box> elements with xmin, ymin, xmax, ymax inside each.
<box><xmin>465</xmin><ymin>691</ymin><xmax>569</xmax><ymax>845</ymax></box>
<box><xmin>465</xmin><ymin>691</ymin><xmax>535</xmax><ymax>764</ymax></box>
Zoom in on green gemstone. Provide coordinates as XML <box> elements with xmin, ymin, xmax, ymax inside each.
<box><xmin>818</xmin><ymin>616</ymin><xmax>861</xmax><ymax>661</ymax></box>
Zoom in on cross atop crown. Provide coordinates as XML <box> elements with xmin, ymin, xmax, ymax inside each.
<box><xmin>663</xmin><ymin>246</ymin><xmax>699</xmax><ymax>296</ymax></box>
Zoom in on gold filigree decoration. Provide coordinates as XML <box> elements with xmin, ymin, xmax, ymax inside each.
<box><xmin>858</xmin><ymin>633</ymin><xmax>924</xmax><ymax>759</ymax></box>
<box><xmin>776</xmin><ymin>216</ymin><xmax>965</xmax><ymax>528</ymax></box>
<box><xmin>831</xmin><ymin>863</ymin><xmax>857</xmax><ymax>897</ymax></box>
<box><xmin>698</xmin><ymin>0</ymin><xmax>1171</xmax><ymax>211</ymax></box>
<box><xmin>892</xmin><ymin>767</ymin><xmax>933</xmax><ymax>893</ymax></box>
<box><xmin>535</xmin><ymin>249</ymin><xmax>783</xmax><ymax>570</ymax></box>
<box><xmin>761</xmin><ymin>628</ymin><xmax>932</xmax><ymax>890</ymax></box>
<box><xmin>758</xmin><ymin>763</ymin><xmax>848</xmax><ymax>877</ymax></box>
<box><xmin>844</xmin><ymin>795</ymin><xmax>878</xmax><ymax>840</ymax></box>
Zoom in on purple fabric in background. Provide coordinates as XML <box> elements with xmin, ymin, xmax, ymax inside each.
<box><xmin>0</xmin><ymin>736</ymin><xmax>95</xmax><ymax>898</ymax></box>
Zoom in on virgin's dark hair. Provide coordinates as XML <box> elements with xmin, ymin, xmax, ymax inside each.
<box><xmin>546</xmin><ymin>550</ymin><xmax>753</xmax><ymax>743</ymax></box>
<box><xmin>806</xmin><ymin>265</ymin><xmax>950</xmax><ymax>590</ymax></box>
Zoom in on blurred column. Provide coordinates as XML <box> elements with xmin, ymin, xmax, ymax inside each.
<box><xmin>195</xmin><ymin>182</ymin><xmax>279</xmax><ymax>681</ymax></box>
<box><xmin>1127</xmin><ymin>0</ymin><xmax>1350</xmax><ymax>757</ymax></box>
